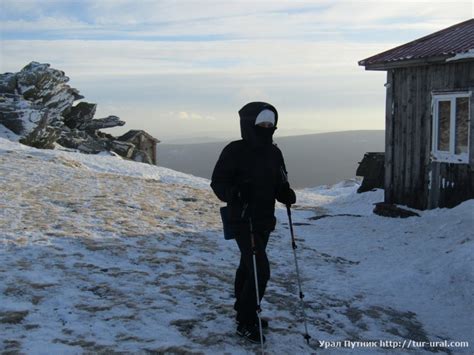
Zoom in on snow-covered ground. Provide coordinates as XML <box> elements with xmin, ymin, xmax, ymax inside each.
<box><xmin>0</xmin><ymin>133</ymin><xmax>472</xmax><ymax>354</ymax></box>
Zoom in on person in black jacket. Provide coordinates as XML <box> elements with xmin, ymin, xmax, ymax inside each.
<box><xmin>211</xmin><ymin>102</ymin><xmax>296</xmax><ymax>343</ymax></box>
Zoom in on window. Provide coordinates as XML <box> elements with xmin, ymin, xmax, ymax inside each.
<box><xmin>432</xmin><ymin>92</ymin><xmax>470</xmax><ymax>163</ymax></box>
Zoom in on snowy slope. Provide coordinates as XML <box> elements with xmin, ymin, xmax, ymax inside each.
<box><xmin>0</xmin><ymin>135</ymin><xmax>473</xmax><ymax>354</ymax></box>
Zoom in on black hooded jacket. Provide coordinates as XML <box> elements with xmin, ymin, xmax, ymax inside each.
<box><xmin>211</xmin><ymin>102</ymin><xmax>292</xmax><ymax>233</ymax></box>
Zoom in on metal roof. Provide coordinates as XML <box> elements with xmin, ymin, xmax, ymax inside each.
<box><xmin>359</xmin><ymin>19</ymin><xmax>474</xmax><ymax>70</ymax></box>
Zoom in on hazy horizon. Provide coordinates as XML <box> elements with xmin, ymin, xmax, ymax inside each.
<box><xmin>157</xmin><ymin>130</ymin><xmax>386</xmax><ymax>188</ymax></box>
<box><xmin>158</xmin><ymin>128</ymin><xmax>384</xmax><ymax>144</ymax></box>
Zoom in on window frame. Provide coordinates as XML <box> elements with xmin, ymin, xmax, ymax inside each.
<box><xmin>431</xmin><ymin>91</ymin><xmax>471</xmax><ymax>164</ymax></box>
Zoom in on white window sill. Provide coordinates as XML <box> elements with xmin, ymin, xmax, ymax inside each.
<box><xmin>431</xmin><ymin>153</ymin><xmax>469</xmax><ymax>164</ymax></box>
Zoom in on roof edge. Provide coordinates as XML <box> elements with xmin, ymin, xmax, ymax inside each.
<box><xmin>361</xmin><ymin>55</ymin><xmax>453</xmax><ymax>71</ymax></box>
<box><xmin>359</xmin><ymin>18</ymin><xmax>474</xmax><ymax>68</ymax></box>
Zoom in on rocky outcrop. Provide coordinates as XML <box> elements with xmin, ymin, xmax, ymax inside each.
<box><xmin>131</xmin><ymin>150</ymin><xmax>153</xmax><ymax>165</ymax></box>
<box><xmin>108</xmin><ymin>140</ymin><xmax>135</xmax><ymax>159</ymax></box>
<box><xmin>63</xmin><ymin>102</ymin><xmax>97</xmax><ymax>129</ymax></box>
<box><xmin>0</xmin><ymin>62</ymin><xmax>158</xmax><ymax>164</ymax></box>
<box><xmin>0</xmin><ymin>93</ymin><xmax>45</xmax><ymax>135</ymax></box>
<box><xmin>78</xmin><ymin>115</ymin><xmax>125</xmax><ymax>132</ymax></box>
<box><xmin>57</xmin><ymin>130</ymin><xmax>108</xmax><ymax>154</ymax></box>
<box><xmin>15</xmin><ymin>62</ymin><xmax>83</xmax><ymax>117</ymax></box>
<box><xmin>19</xmin><ymin>114</ymin><xmax>61</xmax><ymax>149</ymax></box>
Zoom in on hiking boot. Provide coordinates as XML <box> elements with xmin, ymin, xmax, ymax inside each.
<box><xmin>236</xmin><ymin>323</ymin><xmax>266</xmax><ymax>344</ymax></box>
<box><xmin>236</xmin><ymin>315</ymin><xmax>269</xmax><ymax>329</ymax></box>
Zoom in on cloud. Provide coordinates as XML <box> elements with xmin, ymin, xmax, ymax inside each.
<box><xmin>0</xmin><ymin>37</ymin><xmax>393</xmax><ymax>120</ymax></box>
<box><xmin>174</xmin><ymin>111</ymin><xmax>216</xmax><ymax>121</ymax></box>
<box><xmin>0</xmin><ymin>0</ymin><xmax>471</xmax><ymax>140</ymax></box>
<box><xmin>1</xmin><ymin>16</ymin><xmax>89</xmax><ymax>31</ymax></box>
<box><xmin>0</xmin><ymin>38</ymin><xmax>389</xmax><ymax>78</ymax></box>
<box><xmin>1</xmin><ymin>0</ymin><xmax>470</xmax><ymax>42</ymax></box>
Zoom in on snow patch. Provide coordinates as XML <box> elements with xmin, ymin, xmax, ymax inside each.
<box><xmin>446</xmin><ymin>49</ymin><xmax>474</xmax><ymax>62</ymax></box>
<box><xmin>0</xmin><ymin>124</ymin><xmax>20</xmax><ymax>141</ymax></box>
<box><xmin>0</xmin><ymin>137</ymin><xmax>472</xmax><ymax>354</ymax></box>
<box><xmin>0</xmin><ymin>138</ymin><xmax>210</xmax><ymax>189</ymax></box>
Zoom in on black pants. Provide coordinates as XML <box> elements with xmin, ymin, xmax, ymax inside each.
<box><xmin>234</xmin><ymin>230</ymin><xmax>271</xmax><ymax>325</ymax></box>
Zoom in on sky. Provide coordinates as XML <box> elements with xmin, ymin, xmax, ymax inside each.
<box><xmin>0</xmin><ymin>0</ymin><xmax>473</xmax><ymax>142</ymax></box>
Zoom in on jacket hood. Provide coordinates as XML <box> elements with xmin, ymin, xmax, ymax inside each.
<box><xmin>238</xmin><ymin>102</ymin><xmax>278</xmax><ymax>145</ymax></box>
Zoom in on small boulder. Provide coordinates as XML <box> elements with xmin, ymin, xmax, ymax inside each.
<box><xmin>109</xmin><ymin>140</ymin><xmax>135</xmax><ymax>159</ymax></box>
<box><xmin>78</xmin><ymin>115</ymin><xmax>125</xmax><ymax>132</ymax></box>
<box><xmin>357</xmin><ymin>152</ymin><xmax>385</xmax><ymax>193</ymax></box>
<box><xmin>57</xmin><ymin>129</ymin><xmax>106</xmax><ymax>154</ymax></box>
<box><xmin>0</xmin><ymin>94</ymin><xmax>45</xmax><ymax>135</ymax></box>
<box><xmin>64</xmin><ymin>102</ymin><xmax>97</xmax><ymax>129</ymax></box>
<box><xmin>0</xmin><ymin>73</ymin><xmax>17</xmax><ymax>94</ymax></box>
<box><xmin>131</xmin><ymin>149</ymin><xmax>153</xmax><ymax>164</ymax></box>
<box><xmin>19</xmin><ymin>113</ymin><xmax>61</xmax><ymax>149</ymax></box>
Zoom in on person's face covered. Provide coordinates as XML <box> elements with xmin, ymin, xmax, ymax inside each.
<box><xmin>254</xmin><ymin>122</ymin><xmax>276</xmax><ymax>145</ymax></box>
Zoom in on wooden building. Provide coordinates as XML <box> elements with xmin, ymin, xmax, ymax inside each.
<box><xmin>117</xmin><ymin>130</ymin><xmax>160</xmax><ymax>165</ymax></box>
<box><xmin>359</xmin><ymin>19</ymin><xmax>474</xmax><ymax>209</ymax></box>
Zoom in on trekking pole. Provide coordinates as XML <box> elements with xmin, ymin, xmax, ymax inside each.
<box><xmin>243</xmin><ymin>204</ymin><xmax>265</xmax><ymax>354</ymax></box>
<box><xmin>286</xmin><ymin>204</ymin><xmax>311</xmax><ymax>344</ymax></box>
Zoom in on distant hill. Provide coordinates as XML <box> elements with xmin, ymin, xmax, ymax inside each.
<box><xmin>156</xmin><ymin>130</ymin><xmax>385</xmax><ymax>188</ymax></box>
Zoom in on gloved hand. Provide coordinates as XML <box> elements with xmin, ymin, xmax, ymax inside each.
<box><xmin>236</xmin><ymin>181</ymin><xmax>252</xmax><ymax>204</ymax></box>
<box><xmin>277</xmin><ymin>182</ymin><xmax>296</xmax><ymax>205</ymax></box>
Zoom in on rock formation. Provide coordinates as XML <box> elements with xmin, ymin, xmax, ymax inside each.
<box><xmin>0</xmin><ymin>62</ymin><xmax>157</xmax><ymax>164</ymax></box>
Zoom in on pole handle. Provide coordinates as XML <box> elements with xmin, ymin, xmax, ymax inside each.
<box><xmin>286</xmin><ymin>204</ymin><xmax>296</xmax><ymax>246</ymax></box>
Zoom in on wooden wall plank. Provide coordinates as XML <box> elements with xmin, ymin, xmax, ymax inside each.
<box><xmin>405</xmin><ymin>69</ymin><xmax>415</xmax><ymax>206</ymax></box>
<box><xmin>412</xmin><ymin>67</ymin><xmax>423</xmax><ymax>208</ymax></box>
<box><xmin>384</xmin><ymin>70</ymin><xmax>394</xmax><ymax>203</ymax></box>
<box><xmin>400</xmin><ymin>68</ymin><xmax>408</xmax><ymax>205</ymax></box>
<box><xmin>421</xmin><ymin>66</ymin><xmax>432</xmax><ymax>210</ymax></box>
<box><xmin>469</xmin><ymin>87</ymin><xmax>474</xmax><ymax>169</ymax></box>
<box><xmin>394</xmin><ymin>69</ymin><xmax>403</xmax><ymax>204</ymax></box>
<box><xmin>391</xmin><ymin>70</ymin><xmax>399</xmax><ymax>203</ymax></box>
